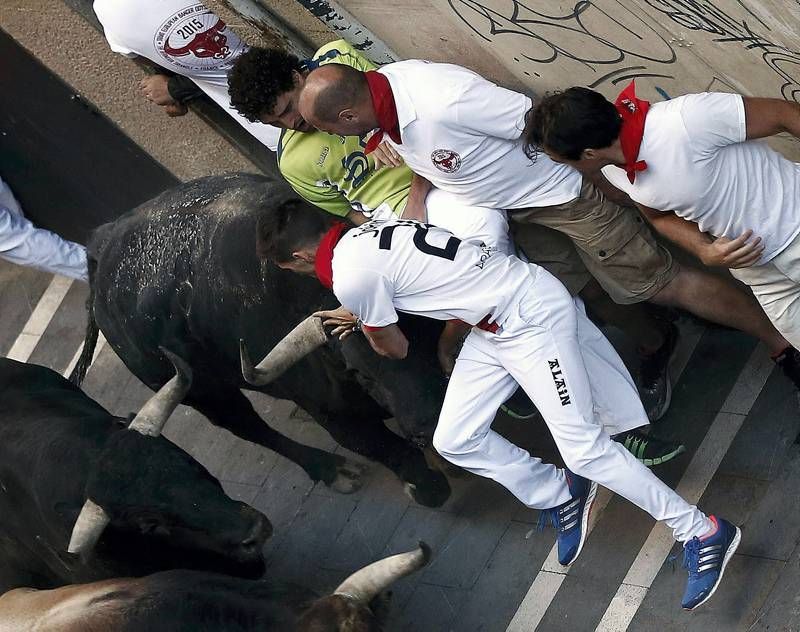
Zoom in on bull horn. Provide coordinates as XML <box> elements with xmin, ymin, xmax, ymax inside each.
<box><xmin>334</xmin><ymin>541</ymin><xmax>431</xmax><ymax>603</ymax></box>
<box><xmin>240</xmin><ymin>316</ymin><xmax>327</xmax><ymax>386</ymax></box>
<box><xmin>67</xmin><ymin>499</ymin><xmax>111</xmax><ymax>554</ymax></box>
<box><xmin>127</xmin><ymin>348</ymin><xmax>193</xmax><ymax>437</ymax></box>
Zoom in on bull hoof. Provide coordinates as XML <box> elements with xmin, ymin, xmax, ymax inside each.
<box><xmin>402</xmin><ymin>469</ymin><xmax>451</xmax><ymax>508</ymax></box>
<box><xmin>327</xmin><ymin>461</ymin><xmax>369</xmax><ymax>494</ymax></box>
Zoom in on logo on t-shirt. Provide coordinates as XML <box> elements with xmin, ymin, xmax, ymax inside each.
<box><xmin>154</xmin><ymin>4</ymin><xmax>245</xmax><ymax>71</ymax></box>
<box><xmin>431</xmin><ymin>149</ymin><xmax>462</xmax><ymax>173</ymax></box>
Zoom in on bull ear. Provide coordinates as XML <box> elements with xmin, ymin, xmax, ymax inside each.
<box><xmin>239</xmin><ymin>315</ymin><xmax>327</xmax><ymax>386</ymax></box>
<box><xmin>67</xmin><ymin>499</ymin><xmax>111</xmax><ymax>554</ymax></box>
<box><xmin>334</xmin><ymin>542</ymin><xmax>431</xmax><ymax>603</ymax></box>
<box><xmin>127</xmin><ymin>348</ymin><xmax>192</xmax><ymax>437</ymax></box>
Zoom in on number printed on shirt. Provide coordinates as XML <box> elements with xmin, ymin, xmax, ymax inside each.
<box><xmin>176</xmin><ymin>18</ymin><xmax>204</xmax><ymax>40</ymax></box>
<box><xmin>376</xmin><ymin>220</ymin><xmax>462</xmax><ymax>261</ymax></box>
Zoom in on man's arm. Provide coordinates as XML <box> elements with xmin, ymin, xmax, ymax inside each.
<box><xmin>637</xmin><ymin>204</ymin><xmax>764</xmax><ymax>268</ymax></box>
<box><xmin>363</xmin><ymin>324</ymin><xmax>409</xmax><ymax>359</ymax></box>
<box><xmin>401</xmin><ymin>173</ymin><xmax>433</xmax><ymax>222</ymax></box>
<box><xmin>743</xmin><ymin>96</ymin><xmax>800</xmax><ymax>140</ymax></box>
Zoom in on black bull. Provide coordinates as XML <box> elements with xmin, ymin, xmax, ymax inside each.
<box><xmin>0</xmin><ymin>358</ymin><xmax>270</xmax><ymax>593</ymax></box>
<box><xmin>72</xmin><ymin>173</ymin><xmax>451</xmax><ymax>507</ymax></box>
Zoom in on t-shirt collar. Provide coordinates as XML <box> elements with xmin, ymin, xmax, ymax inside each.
<box><xmin>614</xmin><ymin>80</ymin><xmax>651</xmax><ymax>184</ymax></box>
<box><xmin>314</xmin><ymin>221</ymin><xmax>349</xmax><ymax>289</ymax></box>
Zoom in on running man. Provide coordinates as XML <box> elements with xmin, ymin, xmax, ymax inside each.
<box><xmin>255</xmin><ymin>198</ymin><xmax>740</xmax><ymax>611</ymax></box>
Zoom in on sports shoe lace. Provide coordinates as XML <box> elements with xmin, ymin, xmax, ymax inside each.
<box><xmin>682</xmin><ymin>537</ymin><xmax>701</xmax><ymax>577</ymax></box>
<box><xmin>537</xmin><ymin>502</ymin><xmax>578</xmax><ymax>534</ymax></box>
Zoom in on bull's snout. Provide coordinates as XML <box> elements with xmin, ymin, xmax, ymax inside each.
<box><xmin>236</xmin><ymin>510</ymin><xmax>271</xmax><ymax>557</ymax></box>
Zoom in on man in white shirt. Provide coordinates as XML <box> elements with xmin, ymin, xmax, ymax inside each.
<box><xmin>253</xmin><ymin>198</ymin><xmax>740</xmax><ymax>612</ymax></box>
<box><xmin>93</xmin><ymin>0</ymin><xmax>280</xmax><ymax>151</ymax></box>
<box><xmin>0</xmin><ymin>176</ymin><xmax>87</xmax><ymax>282</ymax></box>
<box><xmin>295</xmin><ymin>60</ymin><xmax>797</xmax><ymax>409</ymax></box>
<box><xmin>526</xmin><ymin>84</ymin><xmax>800</xmax><ymax>384</ymax></box>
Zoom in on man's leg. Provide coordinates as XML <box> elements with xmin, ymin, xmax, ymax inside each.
<box><xmin>651</xmin><ymin>265</ymin><xmax>789</xmax><ymax>353</ymax></box>
<box><xmin>433</xmin><ymin>330</ymin><xmax>572</xmax><ymax>509</ymax></box>
<box><xmin>498</xmin><ymin>268</ymin><xmax>712</xmax><ymax>543</ymax></box>
<box><xmin>511</xmin><ymin>205</ymin><xmax>679</xmax><ymax>418</ymax></box>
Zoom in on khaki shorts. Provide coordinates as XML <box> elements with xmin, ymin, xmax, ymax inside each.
<box><xmin>731</xmin><ymin>231</ymin><xmax>800</xmax><ymax>349</ymax></box>
<box><xmin>510</xmin><ymin>178</ymin><xmax>679</xmax><ymax>305</ymax></box>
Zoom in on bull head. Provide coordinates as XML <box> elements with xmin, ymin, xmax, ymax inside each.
<box><xmin>296</xmin><ymin>542</ymin><xmax>431</xmax><ymax>630</ymax></box>
<box><xmin>239</xmin><ymin>315</ymin><xmax>327</xmax><ymax>386</ymax></box>
<box><xmin>67</xmin><ymin>349</ymin><xmax>193</xmax><ymax>555</ymax></box>
<box><xmin>333</xmin><ymin>541</ymin><xmax>431</xmax><ymax>603</ymax></box>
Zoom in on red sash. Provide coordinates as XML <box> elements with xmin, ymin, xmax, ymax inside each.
<box><xmin>363</xmin><ymin>71</ymin><xmax>402</xmax><ymax>154</ymax></box>
<box><xmin>314</xmin><ymin>222</ymin><xmax>348</xmax><ymax>289</ymax></box>
<box><xmin>614</xmin><ymin>80</ymin><xmax>650</xmax><ymax>184</ymax></box>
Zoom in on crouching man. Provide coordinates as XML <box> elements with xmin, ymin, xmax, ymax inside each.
<box><xmin>255</xmin><ymin>198</ymin><xmax>739</xmax><ymax>611</ymax></box>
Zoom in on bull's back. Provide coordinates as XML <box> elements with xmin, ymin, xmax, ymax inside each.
<box><xmin>88</xmin><ymin>174</ymin><xmax>338</xmax><ymax>394</ymax></box>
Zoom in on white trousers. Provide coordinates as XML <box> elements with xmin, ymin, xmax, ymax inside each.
<box><xmin>731</xmin><ymin>232</ymin><xmax>800</xmax><ymax>350</ymax></box>
<box><xmin>433</xmin><ymin>265</ymin><xmax>712</xmax><ymax>543</ymax></box>
<box><xmin>424</xmin><ymin>188</ymin><xmax>513</xmax><ymax>255</ymax></box>
<box><xmin>0</xmin><ymin>178</ymin><xmax>88</xmax><ymax>282</ymax></box>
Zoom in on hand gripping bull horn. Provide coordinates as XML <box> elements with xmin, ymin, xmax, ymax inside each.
<box><xmin>240</xmin><ymin>316</ymin><xmax>327</xmax><ymax>386</ymax></box>
<box><xmin>334</xmin><ymin>541</ymin><xmax>431</xmax><ymax>604</ymax></box>
<box><xmin>67</xmin><ymin>349</ymin><xmax>192</xmax><ymax>554</ymax></box>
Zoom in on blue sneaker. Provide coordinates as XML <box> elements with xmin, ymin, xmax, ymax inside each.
<box><xmin>538</xmin><ymin>470</ymin><xmax>598</xmax><ymax>566</ymax></box>
<box><xmin>681</xmin><ymin>515</ymin><xmax>741</xmax><ymax>610</ymax></box>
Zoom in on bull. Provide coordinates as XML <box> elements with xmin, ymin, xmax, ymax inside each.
<box><xmin>71</xmin><ymin>173</ymin><xmax>451</xmax><ymax>507</ymax></box>
<box><xmin>0</xmin><ymin>543</ymin><xmax>430</xmax><ymax>631</ymax></box>
<box><xmin>0</xmin><ymin>357</ymin><xmax>270</xmax><ymax>593</ymax></box>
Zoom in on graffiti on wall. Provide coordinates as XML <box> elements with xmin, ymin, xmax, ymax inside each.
<box><xmin>447</xmin><ymin>0</ymin><xmax>800</xmax><ymax>100</ymax></box>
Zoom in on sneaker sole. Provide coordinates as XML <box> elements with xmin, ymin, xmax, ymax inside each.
<box><xmin>641</xmin><ymin>443</ymin><xmax>686</xmax><ymax>468</ymax></box>
<box><xmin>564</xmin><ymin>480</ymin><xmax>598</xmax><ymax>567</ymax></box>
<box><xmin>499</xmin><ymin>404</ymin><xmax>540</xmax><ymax>421</ymax></box>
<box><xmin>683</xmin><ymin>525</ymin><xmax>742</xmax><ymax>611</ymax></box>
<box><xmin>651</xmin><ymin>371</ymin><xmax>673</xmax><ymax>422</ymax></box>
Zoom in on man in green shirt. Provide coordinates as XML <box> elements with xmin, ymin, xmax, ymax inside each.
<box><xmin>228</xmin><ymin>40</ymin><xmax>513</xmax><ymax>253</ymax></box>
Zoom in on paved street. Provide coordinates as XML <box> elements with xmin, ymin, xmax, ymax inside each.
<box><xmin>4</xmin><ymin>259</ymin><xmax>799</xmax><ymax>631</ymax></box>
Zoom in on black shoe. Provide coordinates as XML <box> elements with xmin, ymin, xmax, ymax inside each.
<box><xmin>637</xmin><ymin>322</ymin><xmax>679</xmax><ymax>422</ymax></box>
<box><xmin>774</xmin><ymin>346</ymin><xmax>800</xmax><ymax>390</ymax></box>
<box><xmin>614</xmin><ymin>429</ymin><xmax>685</xmax><ymax>467</ymax></box>
<box><xmin>499</xmin><ymin>387</ymin><xmax>540</xmax><ymax>420</ymax></box>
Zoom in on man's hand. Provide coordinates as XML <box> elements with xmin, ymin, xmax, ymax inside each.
<box><xmin>312</xmin><ymin>306</ymin><xmax>359</xmax><ymax>340</ymax></box>
<box><xmin>164</xmin><ymin>103</ymin><xmax>189</xmax><ymax>117</ymax></box>
<box><xmin>437</xmin><ymin>320</ymin><xmax>472</xmax><ymax>377</ymax></box>
<box><xmin>371</xmin><ymin>141</ymin><xmax>404</xmax><ymax>169</ymax></box>
<box><xmin>701</xmin><ymin>230</ymin><xmax>764</xmax><ymax>268</ymax></box>
<box><xmin>139</xmin><ymin>74</ymin><xmax>176</xmax><ymax>106</ymax></box>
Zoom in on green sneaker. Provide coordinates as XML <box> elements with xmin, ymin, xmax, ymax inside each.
<box><xmin>614</xmin><ymin>429</ymin><xmax>685</xmax><ymax>467</ymax></box>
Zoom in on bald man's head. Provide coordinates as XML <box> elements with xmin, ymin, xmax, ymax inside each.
<box><xmin>298</xmin><ymin>64</ymin><xmax>378</xmax><ymax>136</ymax></box>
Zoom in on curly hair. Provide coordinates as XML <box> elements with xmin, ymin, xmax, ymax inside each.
<box><xmin>228</xmin><ymin>47</ymin><xmax>303</xmax><ymax>122</ymax></box>
<box><xmin>523</xmin><ymin>87</ymin><xmax>621</xmax><ymax>160</ymax></box>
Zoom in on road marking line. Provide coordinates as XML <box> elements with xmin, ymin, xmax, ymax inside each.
<box><xmin>506</xmin><ymin>321</ymin><xmax>703</xmax><ymax>632</ymax></box>
<box><xmin>5</xmin><ymin>276</ymin><xmax>73</xmax><ymax>362</ymax></box>
<box><xmin>594</xmin><ymin>344</ymin><xmax>774</xmax><ymax>632</ymax></box>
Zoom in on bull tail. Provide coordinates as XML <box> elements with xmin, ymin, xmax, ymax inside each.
<box><xmin>69</xmin><ymin>255</ymin><xmax>99</xmax><ymax>386</ymax></box>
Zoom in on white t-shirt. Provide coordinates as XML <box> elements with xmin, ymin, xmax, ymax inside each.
<box><xmin>331</xmin><ymin>218</ymin><xmax>533</xmax><ymax>328</ymax></box>
<box><xmin>602</xmin><ymin>92</ymin><xmax>800</xmax><ymax>264</ymax></box>
<box><xmin>93</xmin><ymin>0</ymin><xmax>280</xmax><ymax>152</ymax></box>
<box><xmin>378</xmin><ymin>60</ymin><xmax>582</xmax><ymax>210</ymax></box>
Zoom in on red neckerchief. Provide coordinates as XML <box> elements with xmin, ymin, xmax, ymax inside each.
<box><xmin>364</xmin><ymin>71</ymin><xmax>402</xmax><ymax>155</ymax></box>
<box><xmin>614</xmin><ymin>80</ymin><xmax>650</xmax><ymax>184</ymax></box>
<box><xmin>314</xmin><ymin>222</ymin><xmax>348</xmax><ymax>289</ymax></box>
